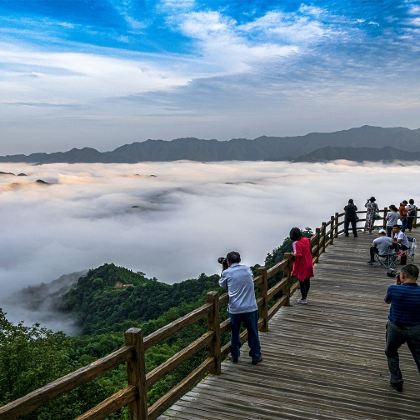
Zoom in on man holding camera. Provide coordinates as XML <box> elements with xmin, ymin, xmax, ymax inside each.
<box><xmin>384</xmin><ymin>264</ymin><xmax>420</xmax><ymax>392</ymax></box>
<box><xmin>218</xmin><ymin>251</ymin><xmax>262</xmax><ymax>365</ymax></box>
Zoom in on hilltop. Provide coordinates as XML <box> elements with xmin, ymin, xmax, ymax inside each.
<box><xmin>1</xmin><ymin>126</ymin><xmax>420</xmax><ymax>163</ymax></box>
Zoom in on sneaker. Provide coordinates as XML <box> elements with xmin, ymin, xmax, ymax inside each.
<box><xmin>252</xmin><ymin>356</ymin><xmax>263</xmax><ymax>365</ymax></box>
<box><xmin>297</xmin><ymin>299</ymin><xmax>308</xmax><ymax>305</ymax></box>
<box><xmin>390</xmin><ymin>382</ymin><xmax>403</xmax><ymax>392</ymax></box>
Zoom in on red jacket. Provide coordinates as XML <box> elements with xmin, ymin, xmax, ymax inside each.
<box><xmin>291</xmin><ymin>237</ymin><xmax>314</xmax><ymax>282</ymax></box>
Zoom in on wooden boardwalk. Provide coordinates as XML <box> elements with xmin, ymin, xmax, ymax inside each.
<box><xmin>161</xmin><ymin>231</ymin><xmax>420</xmax><ymax>420</ymax></box>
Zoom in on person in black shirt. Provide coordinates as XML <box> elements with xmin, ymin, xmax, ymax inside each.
<box><xmin>344</xmin><ymin>199</ymin><xmax>358</xmax><ymax>237</ymax></box>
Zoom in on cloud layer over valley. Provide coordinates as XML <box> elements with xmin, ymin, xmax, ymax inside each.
<box><xmin>1</xmin><ymin>160</ymin><xmax>420</xmax><ymax>331</ymax></box>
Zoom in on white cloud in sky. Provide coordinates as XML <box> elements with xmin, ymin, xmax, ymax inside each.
<box><xmin>238</xmin><ymin>10</ymin><xmax>332</xmax><ymax>44</ymax></box>
<box><xmin>0</xmin><ymin>42</ymin><xmax>191</xmax><ymax>106</ymax></box>
<box><xmin>179</xmin><ymin>11</ymin><xmax>299</xmax><ymax>72</ymax></box>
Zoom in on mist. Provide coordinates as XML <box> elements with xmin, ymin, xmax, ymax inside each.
<box><xmin>0</xmin><ymin>161</ymin><xmax>419</xmax><ymax>331</ymax></box>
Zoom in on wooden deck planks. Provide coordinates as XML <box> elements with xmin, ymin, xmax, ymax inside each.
<box><xmin>160</xmin><ymin>231</ymin><xmax>420</xmax><ymax>420</ymax></box>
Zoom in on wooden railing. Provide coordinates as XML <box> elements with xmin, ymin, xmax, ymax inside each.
<box><xmin>1</xmin><ymin>207</ymin><xmax>417</xmax><ymax>419</ymax></box>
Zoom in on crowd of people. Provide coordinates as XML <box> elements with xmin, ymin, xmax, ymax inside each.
<box><xmin>218</xmin><ymin>200</ymin><xmax>418</xmax><ymax>396</ymax></box>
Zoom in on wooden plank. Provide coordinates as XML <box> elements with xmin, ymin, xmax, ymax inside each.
<box><xmin>148</xmin><ymin>358</ymin><xmax>214</xmax><ymax>419</ymax></box>
<box><xmin>161</xmin><ymin>230</ymin><xmax>420</xmax><ymax>420</ymax></box>
<box><xmin>76</xmin><ymin>386</ymin><xmax>137</xmax><ymax>420</ymax></box>
<box><xmin>144</xmin><ymin>304</ymin><xmax>211</xmax><ymax>350</ymax></box>
<box><xmin>0</xmin><ymin>346</ymin><xmax>132</xmax><ymax>418</ymax></box>
<box><xmin>266</xmin><ymin>259</ymin><xmax>288</xmax><ymax>278</ymax></box>
<box><xmin>267</xmin><ymin>295</ymin><xmax>288</xmax><ymax>320</ymax></box>
<box><xmin>146</xmin><ymin>332</ymin><xmax>213</xmax><ymax>387</ymax></box>
<box><xmin>267</xmin><ymin>277</ymin><xmax>288</xmax><ymax>301</ymax></box>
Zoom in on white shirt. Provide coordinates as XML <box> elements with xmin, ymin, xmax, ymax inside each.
<box><xmin>394</xmin><ymin>231</ymin><xmax>410</xmax><ymax>248</ymax></box>
<box><xmin>386</xmin><ymin>211</ymin><xmax>400</xmax><ymax>227</ymax></box>
<box><xmin>373</xmin><ymin>236</ymin><xmax>393</xmax><ymax>255</ymax></box>
<box><xmin>219</xmin><ymin>263</ymin><xmax>258</xmax><ymax>314</ymax></box>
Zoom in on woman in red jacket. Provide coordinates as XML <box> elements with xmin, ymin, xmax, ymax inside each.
<box><xmin>290</xmin><ymin>227</ymin><xmax>314</xmax><ymax>304</ymax></box>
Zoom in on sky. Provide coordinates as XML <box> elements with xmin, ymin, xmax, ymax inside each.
<box><xmin>0</xmin><ymin>160</ymin><xmax>419</xmax><ymax>331</ymax></box>
<box><xmin>0</xmin><ymin>0</ymin><xmax>419</xmax><ymax>154</ymax></box>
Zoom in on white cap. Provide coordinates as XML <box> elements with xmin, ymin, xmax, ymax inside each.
<box><xmin>378</xmin><ymin>229</ymin><xmax>386</xmax><ymax>234</ymax></box>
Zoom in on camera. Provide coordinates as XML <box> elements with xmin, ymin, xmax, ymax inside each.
<box><xmin>386</xmin><ymin>269</ymin><xmax>401</xmax><ymax>284</ymax></box>
<box><xmin>218</xmin><ymin>257</ymin><xmax>229</xmax><ymax>270</ymax></box>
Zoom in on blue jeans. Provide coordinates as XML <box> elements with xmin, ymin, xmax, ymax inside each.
<box><xmin>229</xmin><ymin>310</ymin><xmax>261</xmax><ymax>361</ymax></box>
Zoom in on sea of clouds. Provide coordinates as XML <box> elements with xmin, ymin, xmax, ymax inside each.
<box><xmin>0</xmin><ymin>160</ymin><xmax>419</xmax><ymax>330</ymax></box>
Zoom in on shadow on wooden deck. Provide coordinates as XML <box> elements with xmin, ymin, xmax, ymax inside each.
<box><xmin>161</xmin><ymin>231</ymin><xmax>420</xmax><ymax>420</ymax></box>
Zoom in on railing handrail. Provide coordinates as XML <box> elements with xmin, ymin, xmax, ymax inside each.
<box><xmin>1</xmin><ymin>206</ymin><xmax>418</xmax><ymax>419</ymax></box>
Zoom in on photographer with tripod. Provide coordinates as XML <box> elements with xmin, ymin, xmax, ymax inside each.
<box><xmin>218</xmin><ymin>251</ymin><xmax>262</xmax><ymax>365</ymax></box>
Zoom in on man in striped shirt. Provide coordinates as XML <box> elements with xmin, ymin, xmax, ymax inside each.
<box><xmin>384</xmin><ymin>264</ymin><xmax>420</xmax><ymax>392</ymax></box>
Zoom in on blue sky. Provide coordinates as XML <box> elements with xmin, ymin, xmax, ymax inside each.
<box><xmin>0</xmin><ymin>0</ymin><xmax>419</xmax><ymax>153</ymax></box>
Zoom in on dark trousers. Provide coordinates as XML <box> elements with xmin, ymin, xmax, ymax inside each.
<box><xmin>407</xmin><ymin>217</ymin><xmax>414</xmax><ymax>231</ymax></box>
<box><xmin>386</xmin><ymin>226</ymin><xmax>393</xmax><ymax>237</ymax></box>
<box><xmin>401</xmin><ymin>218</ymin><xmax>408</xmax><ymax>232</ymax></box>
<box><xmin>300</xmin><ymin>278</ymin><xmax>311</xmax><ymax>300</ymax></box>
<box><xmin>370</xmin><ymin>246</ymin><xmax>378</xmax><ymax>262</ymax></box>
<box><xmin>344</xmin><ymin>218</ymin><xmax>357</xmax><ymax>237</ymax></box>
<box><xmin>385</xmin><ymin>321</ymin><xmax>420</xmax><ymax>385</ymax></box>
<box><xmin>229</xmin><ymin>310</ymin><xmax>261</xmax><ymax>361</ymax></box>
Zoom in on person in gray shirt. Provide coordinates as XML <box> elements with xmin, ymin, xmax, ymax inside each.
<box><xmin>386</xmin><ymin>205</ymin><xmax>400</xmax><ymax>237</ymax></box>
<box><xmin>368</xmin><ymin>229</ymin><xmax>393</xmax><ymax>264</ymax></box>
<box><xmin>219</xmin><ymin>251</ymin><xmax>262</xmax><ymax>365</ymax></box>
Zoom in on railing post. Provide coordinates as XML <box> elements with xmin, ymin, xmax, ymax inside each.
<box><xmin>414</xmin><ymin>207</ymin><xmax>418</xmax><ymax>229</ymax></box>
<box><xmin>283</xmin><ymin>253</ymin><xmax>292</xmax><ymax>306</ymax></box>
<box><xmin>125</xmin><ymin>328</ymin><xmax>148</xmax><ymax>420</ymax></box>
<box><xmin>258</xmin><ymin>267</ymin><xmax>269</xmax><ymax>332</ymax></box>
<box><xmin>315</xmin><ymin>227</ymin><xmax>321</xmax><ymax>263</ymax></box>
<box><xmin>207</xmin><ymin>291</ymin><xmax>221</xmax><ymax>375</ymax></box>
<box><xmin>330</xmin><ymin>216</ymin><xmax>335</xmax><ymax>245</ymax></box>
<box><xmin>334</xmin><ymin>212</ymin><xmax>339</xmax><ymax>238</ymax></box>
<box><xmin>383</xmin><ymin>207</ymin><xmax>388</xmax><ymax>229</ymax></box>
<box><xmin>322</xmin><ymin>222</ymin><xmax>327</xmax><ymax>253</ymax></box>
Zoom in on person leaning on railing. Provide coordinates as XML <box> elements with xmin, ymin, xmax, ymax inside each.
<box><xmin>218</xmin><ymin>251</ymin><xmax>262</xmax><ymax>365</ymax></box>
<box><xmin>384</xmin><ymin>264</ymin><xmax>420</xmax><ymax>393</ymax></box>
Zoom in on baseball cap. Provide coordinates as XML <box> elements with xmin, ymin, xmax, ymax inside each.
<box><xmin>378</xmin><ymin>229</ymin><xmax>386</xmax><ymax>234</ymax></box>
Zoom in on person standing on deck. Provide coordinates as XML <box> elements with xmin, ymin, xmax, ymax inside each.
<box><xmin>399</xmin><ymin>201</ymin><xmax>409</xmax><ymax>232</ymax></box>
<box><xmin>218</xmin><ymin>251</ymin><xmax>262</xmax><ymax>365</ymax></box>
<box><xmin>365</xmin><ymin>197</ymin><xmax>379</xmax><ymax>233</ymax></box>
<box><xmin>290</xmin><ymin>227</ymin><xmax>314</xmax><ymax>305</ymax></box>
<box><xmin>386</xmin><ymin>205</ymin><xmax>400</xmax><ymax>237</ymax></box>
<box><xmin>384</xmin><ymin>264</ymin><xmax>420</xmax><ymax>392</ymax></box>
<box><xmin>406</xmin><ymin>199</ymin><xmax>417</xmax><ymax>232</ymax></box>
<box><xmin>344</xmin><ymin>199</ymin><xmax>358</xmax><ymax>237</ymax></box>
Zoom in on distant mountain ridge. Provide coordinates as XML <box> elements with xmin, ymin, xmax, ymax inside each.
<box><xmin>2</xmin><ymin>125</ymin><xmax>420</xmax><ymax>163</ymax></box>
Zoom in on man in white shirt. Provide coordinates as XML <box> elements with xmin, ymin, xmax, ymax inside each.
<box><xmin>219</xmin><ymin>251</ymin><xmax>262</xmax><ymax>365</ymax></box>
<box><xmin>392</xmin><ymin>225</ymin><xmax>410</xmax><ymax>265</ymax></box>
<box><xmin>368</xmin><ymin>229</ymin><xmax>393</xmax><ymax>264</ymax></box>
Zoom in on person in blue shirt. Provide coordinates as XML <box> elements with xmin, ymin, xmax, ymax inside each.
<box><xmin>384</xmin><ymin>264</ymin><xmax>420</xmax><ymax>392</ymax></box>
<box><xmin>219</xmin><ymin>251</ymin><xmax>262</xmax><ymax>365</ymax></box>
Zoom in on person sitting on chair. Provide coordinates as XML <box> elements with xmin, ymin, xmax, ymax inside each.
<box><xmin>368</xmin><ymin>229</ymin><xmax>393</xmax><ymax>265</ymax></box>
<box><xmin>392</xmin><ymin>225</ymin><xmax>410</xmax><ymax>265</ymax></box>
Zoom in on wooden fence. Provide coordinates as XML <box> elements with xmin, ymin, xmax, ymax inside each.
<box><xmin>0</xmin><ymin>207</ymin><xmax>417</xmax><ymax>420</ymax></box>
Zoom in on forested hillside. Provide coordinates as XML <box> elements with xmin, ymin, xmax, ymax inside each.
<box><xmin>0</xmin><ymin>232</ymin><xmax>303</xmax><ymax>418</ymax></box>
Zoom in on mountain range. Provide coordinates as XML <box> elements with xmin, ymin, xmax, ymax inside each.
<box><xmin>1</xmin><ymin>125</ymin><xmax>420</xmax><ymax>163</ymax></box>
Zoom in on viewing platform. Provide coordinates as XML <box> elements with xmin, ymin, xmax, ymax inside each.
<box><xmin>162</xmin><ymin>231</ymin><xmax>420</xmax><ymax>419</ymax></box>
<box><xmin>1</xmin><ymin>208</ymin><xmax>419</xmax><ymax>419</ymax></box>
